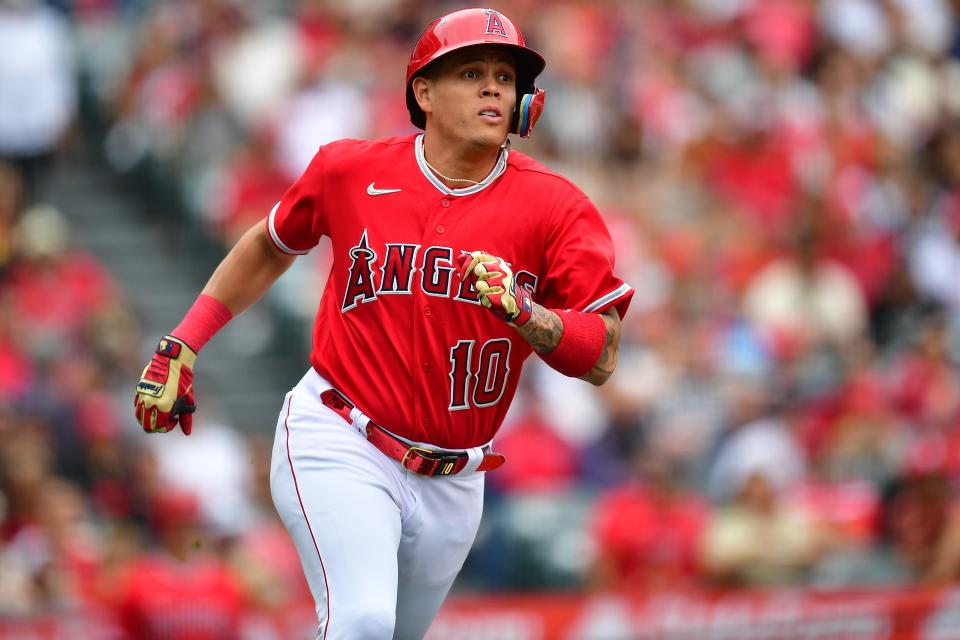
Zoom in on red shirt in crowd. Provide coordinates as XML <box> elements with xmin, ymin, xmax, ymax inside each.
<box><xmin>0</xmin><ymin>337</ymin><xmax>34</xmax><ymax>399</ymax></box>
<box><xmin>487</xmin><ymin>413</ymin><xmax>578</xmax><ymax>494</ymax></box>
<box><xmin>2</xmin><ymin>250</ymin><xmax>115</xmax><ymax>339</ymax></box>
<box><xmin>117</xmin><ymin>555</ymin><xmax>244</xmax><ymax>640</ymax></box>
<box><xmin>592</xmin><ymin>484</ymin><xmax>708</xmax><ymax>591</ymax></box>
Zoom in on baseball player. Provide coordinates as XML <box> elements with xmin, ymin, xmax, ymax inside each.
<box><xmin>134</xmin><ymin>8</ymin><xmax>633</xmax><ymax>639</ymax></box>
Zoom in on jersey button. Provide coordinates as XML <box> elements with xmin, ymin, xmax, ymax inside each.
<box><xmin>422</xmin><ymin>362</ymin><xmax>430</xmax><ymax>372</ymax></box>
<box><xmin>424</xmin><ymin>306</ymin><xmax>432</xmax><ymax>316</ymax></box>
<box><xmin>436</xmin><ymin>224</ymin><xmax>445</xmax><ymax>234</ymax></box>
<box><xmin>441</xmin><ymin>199</ymin><xmax>451</xmax><ymax>208</ymax></box>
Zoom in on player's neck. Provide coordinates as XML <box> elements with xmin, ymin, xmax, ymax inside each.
<box><xmin>421</xmin><ymin>134</ymin><xmax>504</xmax><ymax>189</ymax></box>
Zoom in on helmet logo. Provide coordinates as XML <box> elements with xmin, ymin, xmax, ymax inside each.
<box><xmin>484</xmin><ymin>9</ymin><xmax>508</xmax><ymax>38</ymax></box>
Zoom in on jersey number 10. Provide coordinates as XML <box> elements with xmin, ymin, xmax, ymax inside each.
<box><xmin>448</xmin><ymin>339</ymin><xmax>512</xmax><ymax>411</ymax></box>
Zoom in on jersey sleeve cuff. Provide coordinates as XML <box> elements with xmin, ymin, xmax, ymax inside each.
<box><xmin>267</xmin><ymin>202</ymin><xmax>312</xmax><ymax>256</ymax></box>
<box><xmin>581</xmin><ymin>283</ymin><xmax>634</xmax><ymax>316</ymax></box>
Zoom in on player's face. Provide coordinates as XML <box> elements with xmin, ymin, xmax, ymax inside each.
<box><xmin>420</xmin><ymin>47</ymin><xmax>517</xmax><ymax>151</ymax></box>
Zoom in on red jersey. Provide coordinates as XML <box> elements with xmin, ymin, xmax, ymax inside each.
<box><xmin>267</xmin><ymin>134</ymin><xmax>633</xmax><ymax>448</ymax></box>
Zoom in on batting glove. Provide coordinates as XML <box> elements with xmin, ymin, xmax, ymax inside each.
<box><xmin>134</xmin><ymin>336</ymin><xmax>197</xmax><ymax>435</ymax></box>
<box><xmin>458</xmin><ymin>251</ymin><xmax>533</xmax><ymax>326</ymax></box>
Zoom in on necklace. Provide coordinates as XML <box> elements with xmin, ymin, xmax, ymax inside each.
<box><xmin>422</xmin><ymin>156</ymin><xmax>482</xmax><ymax>185</ymax></box>
<box><xmin>422</xmin><ymin>141</ymin><xmax>510</xmax><ymax>187</ymax></box>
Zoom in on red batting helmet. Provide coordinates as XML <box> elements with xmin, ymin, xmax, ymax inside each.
<box><xmin>406</xmin><ymin>8</ymin><xmax>546</xmax><ymax>138</ymax></box>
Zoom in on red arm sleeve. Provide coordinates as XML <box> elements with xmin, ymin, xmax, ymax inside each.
<box><xmin>538</xmin><ymin>196</ymin><xmax>634</xmax><ymax>318</ymax></box>
<box><xmin>265</xmin><ymin>146</ymin><xmax>330</xmax><ymax>255</ymax></box>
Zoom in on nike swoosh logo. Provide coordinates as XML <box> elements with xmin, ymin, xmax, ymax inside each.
<box><xmin>367</xmin><ymin>182</ymin><xmax>402</xmax><ymax>196</ymax></box>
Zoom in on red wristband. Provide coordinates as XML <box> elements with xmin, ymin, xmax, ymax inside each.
<box><xmin>540</xmin><ymin>309</ymin><xmax>607</xmax><ymax>377</ymax></box>
<box><xmin>170</xmin><ymin>294</ymin><xmax>234</xmax><ymax>353</ymax></box>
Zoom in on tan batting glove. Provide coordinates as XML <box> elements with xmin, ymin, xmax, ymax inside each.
<box><xmin>134</xmin><ymin>336</ymin><xmax>198</xmax><ymax>435</ymax></box>
<box><xmin>458</xmin><ymin>251</ymin><xmax>533</xmax><ymax>326</ymax></box>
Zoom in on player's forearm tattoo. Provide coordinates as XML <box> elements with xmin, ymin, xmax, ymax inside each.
<box><xmin>517</xmin><ymin>304</ymin><xmax>563</xmax><ymax>354</ymax></box>
<box><xmin>590</xmin><ymin>312</ymin><xmax>620</xmax><ymax>377</ymax></box>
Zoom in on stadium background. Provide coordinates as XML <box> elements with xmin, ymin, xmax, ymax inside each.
<box><xmin>3</xmin><ymin>0</ymin><xmax>960</xmax><ymax>637</ymax></box>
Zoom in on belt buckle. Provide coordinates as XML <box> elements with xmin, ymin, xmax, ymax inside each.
<box><xmin>400</xmin><ymin>446</ymin><xmax>459</xmax><ymax>476</ymax></box>
<box><xmin>400</xmin><ymin>446</ymin><xmax>434</xmax><ymax>472</ymax></box>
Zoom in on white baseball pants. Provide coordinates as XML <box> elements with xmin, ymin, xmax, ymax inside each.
<box><xmin>270</xmin><ymin>369</ymin><xmax>485</xmax><ymax>640</ymax></box>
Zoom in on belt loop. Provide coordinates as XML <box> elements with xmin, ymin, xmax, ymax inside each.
<box><xmin>349</xmin><ymin>407</ymin><xmax>370</xmax><ymax>436</ymax></box>
<box><xmin>459</xmin><ymin>446</ymin><xmax>485</xmax><ymax>475</ymax></box>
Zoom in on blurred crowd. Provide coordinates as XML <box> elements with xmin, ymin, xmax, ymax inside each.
<box><xmin>5</xmin><ymin>0</ymin><xmax>960</xmax><ymax>635</ymax></box>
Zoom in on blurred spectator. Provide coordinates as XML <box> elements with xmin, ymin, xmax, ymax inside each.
<box><xmin>908</xmin><ymin>124</ymin><xmax>960</xmax><ymax>315</ymax></box>
<box><xmin>0</xmin><ymin>416</ymin><xmax>95</xmax><ymax>614</ymax></box>
<box><xmin>643</xmin><ymin>324</ymin><xmax>730</xmax><ymax>483</ymax></box>
<box><xmin>525</xmin><ymin>360</ymin><xmax>611</xmax><ymax>450</ymax></box>
<box><xmin>3</xmin><ymin>205</ymin><xmax>120</xmax><ymax>363</ymax></box>
<box><xmin>147</xmin><ymin>421</ymin><xmax>256</xmax><ymax>537</ymax></box>
<box><xmin>0</xmin><ymin>535</ymin><xmax>36</xmax><ymax>615</ymax></box>
<box><xmin>904</xmin><ymin>466</ymin><xmax>960</xmax><ymax>584</ymax></box>
<box><xmin>106</xmin><ymin>4</ymin><xmax>209</xmax><ymax>170</ymax></box>
<box><xmin>869</xmin><ymin>259</ymin><xmax>939</xmax><ymax>354</ymax></box>
<box><xmin>820</xmin><ymin>0</ymin><xmax>892</xmax><ymax>59</ymax></box>
<box><xmin>273</xmin><ymin>59</ymin><xmax>371</xmax><ymax>179</ymax></box>
<box><xmin>73</xmin><ymin>392</ymin><xmax>139</xmax><ymax>520</ymax></box>
<box><xmin>793</xmin><ymin>477</ymin><xmax>880</xmax><ymax>548</ymax></box>
<box><xmin>0</xmin><ymin>414</ymin><xmax>56</xmax><ymax>538</ymax></box>
<box><xmin>9</xmin><ymin>477</ymin><xmax>103</xmax><ymax>609</ymax></box>
<box><xmin>887</xmin><ymin>313</ymin><xmax>960</xmax><ymax>430</ymax></box>
<box><xmin>743</xmin><ymin>214</ymin><xmax>868</xmax><ymax>355</ymax></box>
<box><xmin>223</xmin><ymin>435</ymin><xmax>313</xmax><ymax>627</ymax></box>
<box><xmin>0</xmin><ymin>160</ymin><xmax>23</xmax><ymax>271</ymax></box>
<box><xmin>589</xmin><ymin>451</ymin><xmax>708</xmax><ymax>592</ymax></box>
<box><xmin>0</xmin><ymin>291</ymin><xmax>36</xmax><ymax>403</ymax></box>
<box><xmin>488</xmin><ymin>394</ymin><xmax>578</xmax><ymax>495</ymax></box>
<box><xmin>807</xmin><ymin>367</ymin><xmax>908</xmax><ymax>485</ymax></box>
<box><xmin>0</xmin><ymin>0</ymin><xmax>75</xmax><ymax>199</ymax></box>
<box><xmin>210</xmin><ymin>10</ymin><xmax>301</xmax><ymax>129</ymax></box>
<box><xmin>113</xmin><ymin>490</ymin><xmax>245</xmax><ymax>640</ymax></box>
<box><xmin>701</xmin><ymin>466</ymin><xmax>829</xmax><ymax>587</ymax></box>
<box><xmin>210</xmin><ymin>127</ymin><xmax>289</xmax><ymax>246</ymax></box>
<box><xmin>816</xmin><ymin>439</ymin><xmax>960</xmax><ymax>586</ymax></box>
<box><xmin>707</xmin><ymin>414</ymin><xmax>808</xmax><ymax>503</ymax></box>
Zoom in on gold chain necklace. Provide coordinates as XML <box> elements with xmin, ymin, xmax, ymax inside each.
<box><xmin>422</xmin><ymin>157</ymin><xmax>482</xmax><ymax>185</ymax></box>
<box><xmin>422</xmin><ymin>141</ymin><xmax>510</xmax><ymax>187</ymax></box>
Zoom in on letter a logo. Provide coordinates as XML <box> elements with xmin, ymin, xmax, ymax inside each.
<box><xmin>484</xmin><ymin>9</ymin><xmax>508</xmax><ymax>38</ymax></box>
<box><xmin>342</xmin><ymin>229</ymin><xmax>379</xmax><ymax>313</ymax></box>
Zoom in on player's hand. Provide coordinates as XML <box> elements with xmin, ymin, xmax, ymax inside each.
<box><xmin>458</xmin><ymin>251</ymin><xmax>533</xmax><ymax>326</ymax></box>
<box><xmin>134</xmin><ymin>336</ymin><xmax>197</xmax><ymax>435</ymax></box>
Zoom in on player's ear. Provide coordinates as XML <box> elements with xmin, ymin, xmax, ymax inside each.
<box><xmin>412</xmin><ymin>76</ymin><xmax>433</xmax><ymax>116</ymax></box>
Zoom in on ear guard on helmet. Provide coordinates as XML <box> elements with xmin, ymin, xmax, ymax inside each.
<box><xmin>510</xmin><ymin>88</ymin><xmax>545</xmax><ymax>138</ymax></box>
